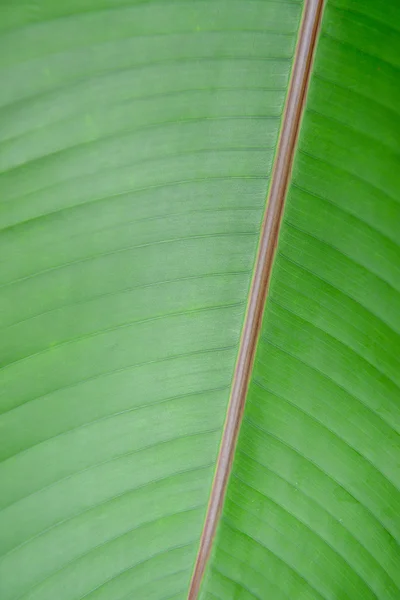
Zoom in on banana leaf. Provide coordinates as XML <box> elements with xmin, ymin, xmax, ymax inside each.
<box><xmin>0</xmin><ymin>0</ymin><xmax>399</xmax><ymax>599</ymax></box>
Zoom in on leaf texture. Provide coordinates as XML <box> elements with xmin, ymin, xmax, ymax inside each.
<box><xmin>200</xmin><ymin>1</ymin><xmax>400</xmax><ymax>599</ymax></box>
<box><xmin>1</xmin><ymin>1</ymin><xmax>400</xmax><ymax>600</ymax></box>
<box><xmin>0</xmin><ymin>1</ymin><xmax>302</xmax><ymax>600</ymax></box>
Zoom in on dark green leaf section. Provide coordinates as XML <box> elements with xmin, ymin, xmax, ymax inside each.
<box><xmin>0</xmin><ymin>2</ymin><xmax>303</xmax><ymax>599</ymax></box>
<box><xmin>202</xmin><ymin>1</ymin><xmax>400</xmax><ymax>599</ymax></box>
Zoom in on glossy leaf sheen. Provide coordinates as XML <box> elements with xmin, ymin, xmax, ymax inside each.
<box><xmin>0</xmin><ymin>1</ymin><xmax>399</xmax><ymax>600</ymax></box>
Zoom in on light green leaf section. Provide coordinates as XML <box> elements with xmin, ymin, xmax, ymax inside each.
<box><xmin>0</xmin><ymin>1</ymin><xmax>303</xmax><ymax>600</ymax></box>
<box><xmin>202</xmin><ymin>1</ymin><xmax>400</xmax><ymax>599</ymax></box>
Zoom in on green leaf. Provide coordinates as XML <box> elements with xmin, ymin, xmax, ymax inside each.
<box><xmin>0</xmin><ymin>1</ymin><xmax>399</xmax><ymax>600</ymax></box>
<box><xmin>201</xmin><ymin>2</ymin><xmax>400</xmax><ymax>599</ymax></box>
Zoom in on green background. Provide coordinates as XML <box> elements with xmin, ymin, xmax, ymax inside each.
<box><xmin>1</xmin><ymin>0</ymin><xmax>400</xmax><ymax>599</ymax></box>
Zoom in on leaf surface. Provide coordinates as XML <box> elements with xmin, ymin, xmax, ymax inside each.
<box><xmin>201</xmin><ymin>1</ymin><xmax>400</xmax><ymax>599</ymax></box>
<box><xmin>0</xmin><ymin>1</ymin><xmax>399</xmax><ymax>600</ymax></box>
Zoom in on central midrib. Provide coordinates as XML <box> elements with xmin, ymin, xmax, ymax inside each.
<box><xmin>187</xmin><ymin>1</ymin><xmax>326</xmax><ymax>597</ymax></box>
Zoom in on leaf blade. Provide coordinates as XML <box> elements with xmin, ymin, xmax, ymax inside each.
<box><xmin>0</xmin><ymin>1</ymin><xmax>303</xmax><ymax>599</ymax></box>
<box><xmin>202</xmin><ymin>1</ymin><xmax>400</xmax><ymax>598</ymax></box>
